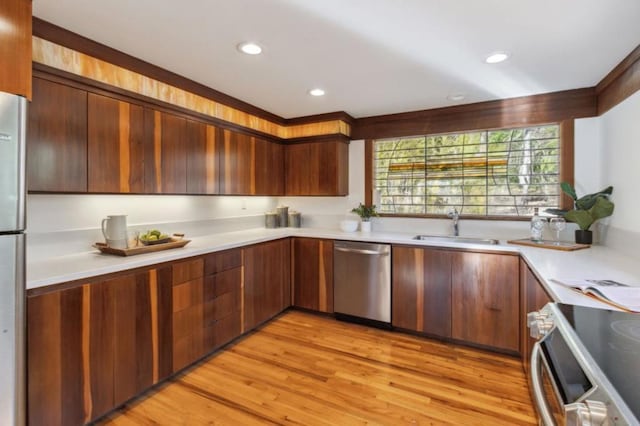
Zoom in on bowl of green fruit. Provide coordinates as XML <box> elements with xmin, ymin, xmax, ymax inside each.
<box><xmin>139</xmin><ymin>229</ymin><xmax>172</xmax><ymax>245</ymax></box>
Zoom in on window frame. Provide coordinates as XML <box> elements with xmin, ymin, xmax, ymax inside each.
<box><xmin>364</xmin><ymin>120</ymin><xmax>574</xmax><ymax>221</ymax></box>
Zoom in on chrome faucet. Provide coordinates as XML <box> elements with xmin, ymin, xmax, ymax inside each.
<box><xmin>447</xmin><ymin>208</ymin><xmax>460</xmax><ymax>236</ymax></box>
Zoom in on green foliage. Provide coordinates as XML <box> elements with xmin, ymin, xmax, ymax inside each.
<box><xmin>351</xmin><ymin>203</ymin><xmax>379</xmax><ymax>221</ymax></box>
<box><xmin>374</xmin><ymin>125</ymin><xmax>561</xmax><ymax>216</ymax></box>
<box><xmin>552</xmin><ymin>183</ymin><xmax>615</xmax><ymax>230</ymax></box>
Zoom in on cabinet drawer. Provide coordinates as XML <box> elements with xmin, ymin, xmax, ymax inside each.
<box><xmin>172</xmin><ymin>258</ymin><xmax>204</xmax><ymax>284</ymax></box>
<box><xmin>203</xmin><ymin>268</ymin><xmax>241</xmax><ymax>301</ymax></box>
<box><xmin>204</xmin><ymin>249</ymin><xmax>242</xmax><ymax>275</ymax></box>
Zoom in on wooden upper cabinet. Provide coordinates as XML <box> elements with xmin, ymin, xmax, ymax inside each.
<box><xmin>186</xmin><ymin>121</ymin><xmax>219</xmax><ymax>194</ymax></box>
<box><xmin>255</xmin><ymin>137</ymin><xmax>284</xmax><ymax>195</ymax></box>
<box><xmin>27</xmin><ymin>78</ymin><xmax>88</xmax><ymax>192</ymax></box>
<box><xmin>0</xmin><ymin>0</ymin><xmax>32</xmax><ymax>99</ymax></box>
<box><xmin>392</xmin><ymin>246</ymin><xmax>452</xmax><ymax>338</ymax></box>
<box><xmin>219</xmin><ymin>129</ymin><xmax>284</xmax><ymax>195</ymax></box>
<box><xmin>144</xmin><ymin>109</ymin><xmax>187</xmax><ymax>194</ymax></box>
<box><xmin>285</xmin><ymin>139</ymin><xmax>349</xmax><ymax>196</ymax></box>
<box><xmin>451</xmin><ymin>252</ymin><xmax>520</xmax><ymax>353</ymax></box>
<box><xmin>292</xmin><ymin>238</ymin><xmax>333</xmax><ymax>313</ymax></box>
<box><xmin>88</xmin><ymin>93</ymin><xmax>144</xmax><ymax>193</ymax></box>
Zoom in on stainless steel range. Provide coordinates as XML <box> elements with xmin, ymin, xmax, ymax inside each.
<box><xmin>528</xmin><ymin>303</ymin><xmax>640</xmax><ymax>425</ymax></box>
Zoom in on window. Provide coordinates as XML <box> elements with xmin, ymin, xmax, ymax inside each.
<box><xmin>373</xmin><ymin>124</ymin><xmax>562</xmax><ymax>217</ymax></box>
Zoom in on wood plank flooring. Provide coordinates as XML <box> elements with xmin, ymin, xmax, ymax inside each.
<box><xmin>97</xmin><ymin>311</ymin><xmax>536</xmax><ymax>425</ymax></box>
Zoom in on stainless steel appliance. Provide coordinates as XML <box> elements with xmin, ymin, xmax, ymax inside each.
<box><xmin>0</xmin><ymin>91</ymin><xmax>27</xmax><ymax>426</ymax></box>
<box><xmin>333</xmin><ymin>241</ymin><xmax>390</xmax><ymax>324</ymax></box>
<box><xmin>528</xmin><ymin>303</ymin><xmax>639</xmax><ymax>425</ymax></box>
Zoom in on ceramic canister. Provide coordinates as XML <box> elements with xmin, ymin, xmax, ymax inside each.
<box><xmin>277</xmin><ymin>206</ymin><xmax>289</xmax><ymax>227</ymax></box>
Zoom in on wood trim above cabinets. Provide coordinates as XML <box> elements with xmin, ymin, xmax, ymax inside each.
<box><xmin>352</xmin><ymin>88</ymin><xmax>597</xmax><ymax>140</ymax></box>
<box><xmin>31</xmin><ymin>22</ymin><xmax>352</xmax><ymax>140</ymax></box>
<box><xmin>596</xmin><ymin>44</ymin><xmax>640</xmax><ymax>115</ymax></box>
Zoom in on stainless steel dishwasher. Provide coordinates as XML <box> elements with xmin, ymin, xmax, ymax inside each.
<box><xmin>334</xmin><ymin>241</ymin><xmax>391</xmax><ymax>325</ymax></box>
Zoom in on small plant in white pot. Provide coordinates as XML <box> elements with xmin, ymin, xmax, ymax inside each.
<box><xmin>351</xmin><ymin>203</ymin><xmax>379</xmax><ymax>232</ymax></box>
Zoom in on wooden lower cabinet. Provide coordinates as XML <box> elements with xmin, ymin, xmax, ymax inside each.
<box><xmin>171</xmin><ymin>258</ymin><xmax>205</xmax><ymax>372</ymax></box>
<box><xmin>292</xmin><ymin>238</ymin><xmax>334</xmax><ymax>313</ymax></box>
<box><xmin>391</xmin><ymin>245</ymin><xmax>520</xmax><ymax>353</ymax></box>
<box><xmin>451</xmin><ymin>251</ymin><xmax>520</xmax><ymax>352</ymax></box>
<box><xmin>392</xmin><ymin>246</ymin><xmax>452</xmax><ymax>338</ymax></box>
<box><xmin>521</xmin><ymin>258</ymin><xmax>552</xmax><ymax>372</ymax></box>
<box><xmin>243</xmin><ymin>239</ymin><xmax>291</xmax><ymax>330</ymax></box>
<box><xmin>203</xmin><ymin>248</ymin><xmax>243</xmax><ymax>351</ymax></box>
<box><xmin>27</xmin><ymin>266</ymin><xmax>174</xmax><ymax>425</ymax></box>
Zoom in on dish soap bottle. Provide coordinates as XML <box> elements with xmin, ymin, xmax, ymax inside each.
<box><xmin>530</xmin><ymin>208</ymin><xmax>546</xmax><ymax>241</ymax></box>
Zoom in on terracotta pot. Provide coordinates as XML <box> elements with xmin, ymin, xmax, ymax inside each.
<box><xmin>575</xmin><ymin>229</ymin><xmax>593</xmax><ymax>244</ymax></box>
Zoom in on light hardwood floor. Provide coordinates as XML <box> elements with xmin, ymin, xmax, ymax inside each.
<box><xmin>98</xmin><ymin>311</ymin><xmax>536</xmax><ymax>425</ymax></box>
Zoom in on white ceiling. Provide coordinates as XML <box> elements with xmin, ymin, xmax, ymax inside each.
<box><xmin>33</xmin><ymin>0</ymin><xmax>640</xmax><ymax>119</ymax></box>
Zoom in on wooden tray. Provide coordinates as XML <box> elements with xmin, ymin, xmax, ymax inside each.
<box><xmin>94</xmin><ymin>238</ymin><xmax>190</xmax><ymax>256</ymax></box>
<box><xmin>507</xmin><ymin>238</ymin><xmax>590</xmax><ymax>251</ymax></box>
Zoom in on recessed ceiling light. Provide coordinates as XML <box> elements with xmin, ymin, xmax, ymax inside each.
<box><xmin>309</xmin><ymin>88</ymin><xmax>325</xmax><ymax>97</ymax></box>
<box><xmin>485</xmin><ymin>52</ymin><xmax>509</xmax><ymax>64</ymax></box>
<box><xmin>447</xmin><ymin>94</ymin><xmax>465</xmax><ymax>101</ymax></box>
<box><xmin>237</xmin><ymin>42</ymin><xmax>262</xmax><ymax>55</ymax></box>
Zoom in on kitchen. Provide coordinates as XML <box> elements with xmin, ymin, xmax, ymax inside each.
<box><xmin>2</xmin><ymin>0</ymin><xmax>640</xmax><ymax>425</ymax></box>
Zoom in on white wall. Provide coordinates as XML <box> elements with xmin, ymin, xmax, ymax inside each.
<box><xmin>574</xmin><ymin>90</ymin><xmax>640</xmax><ymax>252</ymax></box>
<box><xmin>599</xmin><ymin>90</ymin><xmax>640</xmax><ymax>233</ymax></box>
<box><xmin>28</xmin><ymin>194</ymin><xmax>276</xmax><ymax>233</ymax></box>
<box><xmin>574</xmin><ymin>117</ymin><xmax>603</xmax><ymax>196</ymax></box>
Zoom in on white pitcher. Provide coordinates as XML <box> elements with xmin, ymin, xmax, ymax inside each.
<box><xmin>101</xmin><ymin>215</ymin><xmax>128</xmax><ymax>248</ymax></box>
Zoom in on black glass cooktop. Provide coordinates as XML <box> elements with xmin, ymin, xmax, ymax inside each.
<box><xmin>558</xmin><ymin>303</ymin><xmax>640</xmax><ymax>420</ymax></box>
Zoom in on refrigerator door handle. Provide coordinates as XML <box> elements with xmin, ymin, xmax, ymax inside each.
<box><xmin>16</xmin><ymin>97</ymin><xmax>26</xmax><ymax>231</ymax></box>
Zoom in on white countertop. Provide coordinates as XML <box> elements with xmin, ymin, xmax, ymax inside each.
<box><xmin>27</xmin><ymin>227</ymin><xmax>640</xmax><ymax>311</ymax></box>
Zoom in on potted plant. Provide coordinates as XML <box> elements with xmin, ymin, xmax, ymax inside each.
<box><xmin>351</xmin><ymin>203</ymin><xmax>379</xmax><ymax>232</ymax></box>
<box><xmin>546</xmin><ymin>183</ymin><xmax>615</xmax><ymax>244</ymax></box>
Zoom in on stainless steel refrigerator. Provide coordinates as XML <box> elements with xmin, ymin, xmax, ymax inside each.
<box><xmin>0</xmin><ymin>91</ymin><xmax>27</xmax><ymax>426</ymax></box>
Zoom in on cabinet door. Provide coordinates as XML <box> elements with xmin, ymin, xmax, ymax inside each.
<box><xmin>171</xmin><ymin>258</ymin><xmax>205</xmax><ymax>372</ymax></box>
<box><xmin>28</xmin><ymin>286</ymin><xmax>85</xmax><ymax>426</ymax></box>
<box><xmin>255</xmin><ymin>137</ymin><xmax>284</xmax><ymax>195</ymax></box>
<box><xmin>292</xmin><ymin>238</ymin><xmax>333</xmax><ymax>313</ymax></box>
<box><xmin>186</xmin><ymin>121</ymin><xmax>219</xmax><ymax>194</ymax></box>
<box><xmin>451</xmin><ymin>252</ymin><xmax>520</xmax><ymax>352</ymax></box>
<box><xmin>27</xmin><ymin>78</ymin><xmax>88</xmax><ymax>192</ymax></box>
<box><xmin>243</xmin><ymin>239</ymin><xmax>290</xmax><ymax>330</ymax></box>
<box><xmin>144</xmin><ymin>109</ymin><xmax>187</xmax><ymax>194</ymax></box>
<box><xmin>219</xmin><ymin>130</ymin><xmax>284</xmax><ymax>195</ymax></box>
<box><xmin>88</xmin><ymin>93</ymin><xmax>144</xmax><ymax>193</ymax></box>
<box><xmin>219</xmin><ymin>129</ymin><xmax>253</xmax><ymax>194</ymax></box>
<box><xmin>521</xmin><ymin>259</ymin><xmax>551</xmax><ymax>372</ymax></box>
<box><xmin>285</xmin><ymin>140</ymin><xmax>348</xmax><ymax>196</ymax></box>
<box><xmin>27</xmin><ymin>267</ymin><xmax>173</xmax><ymax>426</ymax></box>
<box><xmin>392</xmin><ymin>246</ymin><xmax>452</xmax><ymax>337</ymax></box>
<box><xmin>0</xmin><ymin>0</ymin><xmax>32</xmax><ymax>99</ymax></box>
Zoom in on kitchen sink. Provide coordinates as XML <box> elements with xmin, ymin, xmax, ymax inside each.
<box><xmin>412</xmin><ymin>235</ymin><xmax>500</xmax><ymax>245</ymax></box>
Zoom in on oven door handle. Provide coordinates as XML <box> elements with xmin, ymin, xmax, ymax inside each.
<box><xmin>531</xmin><ymin>342</ymin><xmax>556</xmax><ymax>426</ymax></box>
